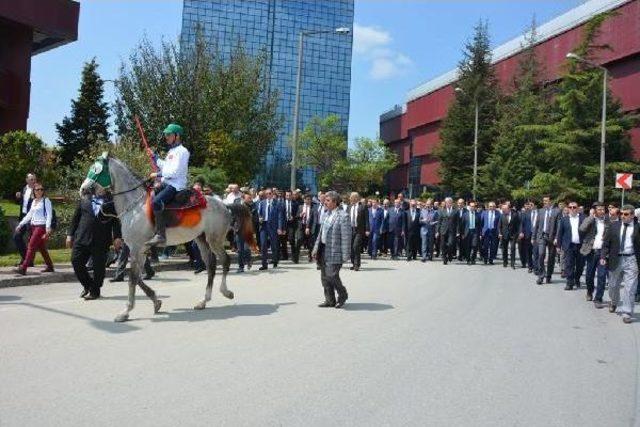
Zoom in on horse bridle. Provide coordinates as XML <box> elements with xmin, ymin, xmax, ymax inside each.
<box><xmin>98</xmin><ymin>179</ymin><xmax>151</xmax><ymax>219</ymax></box>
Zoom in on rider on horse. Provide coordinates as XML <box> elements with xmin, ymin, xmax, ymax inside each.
<box><xmin>145</xmin><ymin>123</ymin><xmax>190</xmax><ymax>247</ymax></box>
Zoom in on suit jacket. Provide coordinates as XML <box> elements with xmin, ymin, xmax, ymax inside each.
<box><xmin>347</xmin><ymin>203</ymin><xmax>370</xmax><ymax>236</ymax></box>
<box><xmin>499</xmin><ymin>211</ymin><xmax>521</xmax><ymax>241</ymax></box>
<box><xmin>519</xmin><ymin>209</ymin><xmax>537</xmax><ymax>239</ymax></box>
<box><xmin>312</xmin><ymin>208</ymin><xmax>352</xmax><ymax>265</ymax></box>
<box><xmin>380</xmin><ymin>208</ymin><xmax>391</xmax><ymax>233</ymax></box>
<box><xmin>368</xmin><ymin>207</ymin><xmax>384</xmax><ymax>235</ymax></box>
<box><xmin>461</xmin><ymin>210</ymin><xmax>481</xmax><ymax>238</ymax></box>
<box><xmin>15</xmin><ymin>185</ymin><xmax>34</xmax><ymax>221</ymax></box>
<box><xmin>481</xmin><ymin>210</ymin><xmax>501</xmax><ymax>236</ymax></box>
<box><xmin>438</xmin><ymin>207</ymin><xmax>458</xmax><ymax>235</ymax></box>
<box><xmin>68</xmin><ymin>197</ymin><xmax>121</xmax><ymax>248</ymax></box>
<box><xmin>579</xmin><ymin>215</ymin><xmax>609</xmax><ymax>256</ymax></box>
<box><xmin>535</xmin><ymin>207</ymin><xmax>561</xmax><ymax>241</ymax></box>
<box><xmin>601</xmin><ymin>221</ymin><xmax>640</xmax><ymax>271</ymax></box>
<box><xmin>419</xmin><ymin>208</ymin><xmax>439</xmax><ymax>233</ymax></box>
<box><xmin>556</xmin><ymin>214</ymin><xmax>585</xmax><ymax>252</ymax></box>
<box><xmin>296</xmin><ymin>203</ymin><xmax>315</xmax><ymax>233</ymax></box>
<box><xmin>404</xmin><ymin>208</ymin><xmax>421</xmax><ymax>237</ymax></box>
<box><xmin>283</xmin><ymin>199</ymin><xmax>300</xmax><ymax>225</ymax></box>
<box><xmin>258</xmin><ymin>199</ymin><xmax>284</xmax><ymax>232</ymax></box>
<box><xmin>388</xmin><ymin>207</ymin><xmax>405</xmax><ymax>234</ymax></box>
<box><xmin>456</xmin><ymin>207</ymin><xmax>467</xmax><ymax>234</ymax></box>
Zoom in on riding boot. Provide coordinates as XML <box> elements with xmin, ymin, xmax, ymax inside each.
<box><xmin>146</xmin><ymin>209</ymin><xmax>167</xmax><ymax>246</ymax></box>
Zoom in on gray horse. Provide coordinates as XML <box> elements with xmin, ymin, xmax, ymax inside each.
<box><xmin>80</xmin><ymin>153</ymin><xmax>256</xmax><ymax>322</ymax></box>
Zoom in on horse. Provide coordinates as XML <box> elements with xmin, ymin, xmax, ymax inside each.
<box><xmin>80</xmin><ymin>153</ymin><xmax>256</xmax><ymax>322</ymax></box>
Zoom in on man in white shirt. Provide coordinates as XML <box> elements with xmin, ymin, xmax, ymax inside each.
<box><xmin>580</xmin><ymin>202</ymin><xmax>609</xmax><ymax>304</ymax></box>
<box><xmin>146</xmin><ymin>123</ymin><xmax>190</xmax><ymax>246</ymax></box>
<box><xmin>13</xmin><ymin>173</ymin><xmax>36</xmax><ymax>266</ymax></box>
<box><xmin>223</xmin><ymin>184</ymin><xmax>242</xmax><ymax>205</ymax></box>
<box><xmin>555</xmin><ymin>201</ymin><xmax>585</xmax><ymax>290</ymax></box>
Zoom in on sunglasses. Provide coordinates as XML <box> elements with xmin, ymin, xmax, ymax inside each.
<box><xmin>621</xmin><ymin>212</ymin><xmax>632</xmax><ymax>217</ymax></box>
<box><xmin>569</xmin><ymin>206</ymin><xmax>577</xmax><ymax>209</ymax></box>
<box><xmin>34</xmin><ymin>188</ymin><xmax>44</xmax><ymax>191</ymax></box>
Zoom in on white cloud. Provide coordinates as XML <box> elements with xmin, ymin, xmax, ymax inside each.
<box><xmin>353</xmin><ymin>23</ymin><xmax>413</xmax><ymax>81</ymax></box>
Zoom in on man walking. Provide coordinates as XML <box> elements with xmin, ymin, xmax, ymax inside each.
<box><xmin>580</xmin><ymin>202</ymin><xmax>609</xmax><ymax>303</ymax></box>
<box><xmin>368</xmin><ymin>199</ymin><xmax>383</xmax><ymax>259</ymax></box>
<box><xmin>480</xmin><ymin>202</ymin><xmax>500</xmax><ymax>265</ymax></box>
<box><xmin>600</xmin><ymin>205</ymin><xmax>640</xmax><ymax>323</ymax></box>
<box><xmin>258</xmin><ymin>189</ymin><xmax>284</xmax><ymax>270</ymax></box>
<box><xmin>437</xmin><ymin>197</ymin><xmax>458</xmax><ymax>265</ymax></box>
<box><xmin>461</xmin><ymin>201</ymin><xmax>481</xmax><ymax>264</ymax></box>
<box><xmin>388</xmin><ymin>200</ymin><xmax>405</xmax><ymax>260</ymax></box>
<box><xmin>555</xmin><ymin>201</ymin><xmax>585</xmax><ymax>290</ymax></box>
<box><xmin>419</xmin><ymin>199</ymin><xmax>438</xmax><ymax>262</ymax></box>
<box><xmin>405</xmin><ymin>199</ymin><xmax>421</xmax><ymax>261</ymax></box>
<box><xmin>297</xmin><ymin>194</ymin><xmax>315</xmax><ymax>262</ymax></box>
<box><xmin>535</xmin><ymin>196</ymin><xmax>561</xmax><ymax>285</ymax></box>
<box><xmin>13</xmin><ymin>173</ymin><xmax>36</xmax><ymax>266</ymax></box>
<box><xmin>348</xmin><ymin>192</ymin><xmax>369</xmax><ymax>271</ymax></box>
<box><xmin>499</xmin><ymin>203</ymin><xmax>520</xmax><ymax>269</ymax></box>
<box><xmin>312</xmin><ymin>191</ymin><xmax>351</xmax><ymax>309</ymax></box>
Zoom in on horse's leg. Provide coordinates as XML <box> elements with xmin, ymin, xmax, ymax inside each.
<box><xmin>211</xmin><ymin>242</ymin><xmax>234</xmax><ymax>300</ymax></box>
<box><xmin>114</xmin><ymin>249</ymin><xmax>140</xmax><ymax>322</ymax></box>
<box><xmin>194</xmin><ymin>234</ymin><xmax>216</xmax><ymax>310</ymax></box>
<box><xmin>138</xmin><ymin>273</ymin><xmax>162</xmax><ymax>315</ymax></box>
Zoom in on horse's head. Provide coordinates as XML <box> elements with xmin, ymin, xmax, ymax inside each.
<box><xmin>80</xmin><ymin>152</ymin><xmax>112</xmax><ymax>195</ymax></box>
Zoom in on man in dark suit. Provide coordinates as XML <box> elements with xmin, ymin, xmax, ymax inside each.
<box><xmin>13</xmin><ymin>172</ymin><xmax>36</xmax><ymax>266</ymax></box>
<box><xmin>281</xmin><ymin>191</ymin><xmax>299</xmax><ymax>262</ymax></box>
<box><xmin>535</xmin><ymin>196</ymin><xmax>561</xmax><ymax>285</ymax></box>
<box><xmin>519</xmin><ymin>201</ymin><xmax>538</xmax><ymax>273</ymax></box>
<box><xmin>555</xmin><ymin>201</ymin><xmax>585</xmax><ymax>290</ymax></box>
<box><xmin>67</xmin><ymin>189</ymin><xmax>122</xmax><ymax>299</ymax></box>
<box><xmin>480</xmin><ymin>201</ymin><xmax>500</xmax><ymax>265</ymax></box>
<box><xmin>297</xmin><ymin>194</ymin><xmax>315</xmax><ymax>262</ymax></box>
<box><xmin>388</xmin><ymin>199</ymin><xmax>405</xmax><ymax>260</ymax></box>
<box><xmin>580</xmin><ymin>202</ymin><xmax>609</xmax><ymax>303</ymax></box>
<box><xmin>347</xmin><ymin>192</ymin><xmax>369</xmax><ymax>271</ymax></box>
<box><xmin>437</xmin><ymin>197</ymin><xmax>458</xmax><ymax>265</ymax></box>
<box><xmin>461</xmin><ymin>201</ymin><xmax>481</xmax><ymax>264</ymax></box>
<box><xmin>258</xmin><ymin>188</ymin><xmax>285</xmax><ymax>270</ymax></box>
<box><xmin>404</xmin><ymin>199</ymin><xmax>421</xmax><ymax>261</ymax></box>
<box><xmin>380</xmin><ymin>199</ymin><xmax>391</xmax><ymax>256</ymax></box>
<box><xmin>456</xmin><ymin>198</ymin><xmax>467</xmax><ymax>261</ymax></box>
<box><xmin>419</xmin><ymin>199</ymin><xmax>438</xmax><ymax>262</ymax></box>
<box><xmin>368</xmin><ymin>199</ymin><xmax>384</xmax><ymax>259</ymax></box>
<box><xmin>499</xmin><ymin>203</ymin><xmax>521</xmax><ymax>269</ymax></box>
<box><xmin>600</xmin><ymin>205</ymin><xmax>640</xmax><ymax>322</ymax></box>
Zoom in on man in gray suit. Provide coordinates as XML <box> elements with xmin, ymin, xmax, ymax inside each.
<box><xmin>535</xmin><ymin>196</ymin><xmax>561</xmax><ymax>285</ymax></box>
<box><xmin>579</xmin><ymin>202</ymin><xmax>609</xmax><ymax>304</ymax></box>
<box><xmin>437</xmin><ymin>197</ymin><xmax>458</xmax><ymax>265</ymax></box>
<box><xmin>312</xmin><ymin>190</ymin><xmax>352</xmax><ymax>309</ymax></box>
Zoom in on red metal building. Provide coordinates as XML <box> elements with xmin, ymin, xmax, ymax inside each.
<box><xmin>380</xmin><ymin>0</ymin><xmax>640</xmax><ymax>193</ymax></box>
<box><xmin>0</xmin><ymin>0</ymin><xmax>79</xmax><ymax>134</ymax></box>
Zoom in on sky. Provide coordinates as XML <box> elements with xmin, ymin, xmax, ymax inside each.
<box><xmin>28</xmin><ymin>0</ymin><xmax>585</xmax><ymax>146</ymax></box>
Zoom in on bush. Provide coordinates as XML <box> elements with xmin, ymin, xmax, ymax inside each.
<box><xmin>190</xmin><ymin>166</ymin><xmax>229</xmax><ymax>194</ymax></box>
<box><xmin>0</xmin><ymin>131</ymin><xmax>51</xmax><ymax>198</ymax></box>
<box><xmin>0</xmin><ymin>206</ymin><xmax>10</xmax><ymax>254</ymax></box>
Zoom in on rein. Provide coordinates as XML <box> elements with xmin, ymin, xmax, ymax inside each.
<box><xmin>100</xmin><ymin>180</ymin><xmax>151</xmax><ymax>219</ymax></box>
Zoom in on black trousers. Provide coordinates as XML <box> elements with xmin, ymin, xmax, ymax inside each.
<box><xmin>318</xmin><ymin>243</ymin><xmax>347</xmax><ymax>304</ymax></box>
<box><xmin>13</xmin><ymin>224</ymin><xmax>30</xmax><ymax>263</ymax></box>
<box><xmin>563</xmin><ymin>243</ymin><xmax>585</xmax><ymax>286</ymax></box>
<box><xmin>463</xmin><ymin>232</ymin><xmax>479</xmax><ymax>262</ymax></box>
<box><xmin>440</xmin><ymin>231</ymin><xmax>456</xmax><ymax>263</ymax></box>
<box><xmin>351</xmin><ymin>231</ymin><xmax>363</xmax><ymax>267</ymax></box>
<box><xmin>287</xmin><ymin>221</ymin><xmax>300</xmax><ymax>263</ymax></box>
<box><xmin>501</xmin><ymin>237</ymin><xmax>517</xmax><ymax>267</ymax></box>
<box><xmin>406</xmin><ymin>232</ymin><xmax>419</xmax><ymax>260</ymax></box>
<box><xmin>519</xmin><ymin>238</ymin><xmax>532</xmax><ymax>269</ymax></box>
<box><xmin>72</xmin><ymin>243</ymin><xmax>107</xmax><ymax>293</ymax></box>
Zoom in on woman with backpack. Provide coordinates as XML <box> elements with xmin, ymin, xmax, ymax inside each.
<box><xmin>13</xmin><ymin>183</ymin><xmax>55</xmax><ymax>275</ymax></box>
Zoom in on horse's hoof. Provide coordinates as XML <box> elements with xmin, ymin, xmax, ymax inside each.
<box><xmin>194</xmin><ymin>301</ymin><xmax>206</xmax><ymax>310</ymax></box>
<box><xmin>153</xmin><ymin>299</ymin><xmax>162</xmax><ymax>314</ymax></box>
<box><xmin>114</xmin><ymin>313</ymin><xmax>129</xmax><ymax>323</ymax></box>
<box><xmin>224</xmin><ymin>291</ymin><xmax>234</xmax><ymax>300</ymax></box>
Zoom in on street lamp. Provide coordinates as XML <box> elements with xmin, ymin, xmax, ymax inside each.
<box><xmin>566</xmin><ymin>51</ymin><xmax>608</xmax><ymax>203</ymax></box>
<box><xmin>290</xmin><ymin>27</ymin><xmax>351</xmax><ymax>191</ymax></box>
<box><xmin>455</xmin><ymin>86</ymin><xmax>479</xmax><ymax>200</ymax></box>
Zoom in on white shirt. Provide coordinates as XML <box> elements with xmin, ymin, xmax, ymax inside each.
<box><xmin>91</xmin><ymin>197</ymin><xmax>104</xmax><ymax>217</ymax></box>
<box><xmin>224</xmin><ymin>192</ymin><xmax>241</xmax><ymax>205</ymax></box>
<box><xmin>321</xmin><ymin>209</ymin><xmax>336</xmax><ymax>244</ymax></box>
<box><xmin>593</xmin><ymin>218</ymin><xmax>605</xmax><ymax>250</ymax></box>
<box><xmin>18</xmin><ymin>198</ymin><xmax>52</xmax><ymax>229</ymax></box>
<box><xmin>21</xmin><ymin>186</ymin><xmax>32</xmax><ymax>214</ymax></box>
<box><xmin>302</xmin><ymin>204</ymin><xmax>311</xmax><ymax>224</ymax></box>
<box><xmin>157</xmin><ymin>144</ymin><xmax>190</xmax><ymax>191</ymax></box>
<box><xmin>351</xmin><ymin>205</ymin><xmax>358</xmax><ymax>226</ymax></box>
<box><xmin>569</xmin><ymin>215</ymin><xmax>580</xmax><ymax>244</ymax></box>
<box><xmin>620</xmin><ymin>222</ymin><xmax>635</xmax><ymax>255</ymax></box>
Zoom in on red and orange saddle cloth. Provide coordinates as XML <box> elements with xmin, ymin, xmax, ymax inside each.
<box><xmin>145</xmin><ymin>189</ymin><xmax>208</xmax><ymax>228</ymax></box>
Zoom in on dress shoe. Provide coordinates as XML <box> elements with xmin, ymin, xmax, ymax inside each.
<box><xmin>594</xmin><ymin>300</ymin><xmax>605</xmax><ymax>309</ymax></box>
<box><xmin>80</xmin><ymin>289</ymin><xmax>89</xmax><ymax>298</ymax></box>
<box><xmin>511</xmin><ymin>265</ymin><xmax>516</xmax><ymax>270</ymax></box>
<box><xmin>503</xmin><ymin>263</ymin><xmax>508</xmax><ymax>268</ymax></box>
<box><xmin>13</xmin><ymin>267</ymin><xmax>26</xmax><ymax>276</ymax></box>
<box><xmin>536</xmin><ymin>277</ymin><xmax>543</xmax><ymax>285</ymax></box>
<box><xmin>609</xmin><ymin>303</ymin><xmax>617</xmax><ymax>313</ymax></box>
<box><xmin>354</xmin><ymin>266</ymin><xmax>360</xmax><ymax>271</ymax></box>
<box><xmin>259</xmin><ymin>265</ymin><xmax>268</xmax><ymax>271</ymax></box>
<box><xmin>273</xmin><ymin>263</ymin><xmax>278</xmax><ymax>268</ymax></box>
<box><xmin>318</xmin><ymin>302</ymin><xmax>335</xmax><ymax>308</ymax></box>
<box><xmin>194</xmin><ymin>266</ymin><xmax>206</xmax><ymax>274</ymax></box>
<box><xmin>586</xmin><ymin>293</ymin><xmax>593</xmax><ymax>302</ymax></box>
<box><xmin>84</xmin><ymin>292</ymin><xmax>100</xmax><ymax>300</ymax></box>
<box><xmin>143</xmin><ymin>271</ymin><xmax>155</xmax><ymax>280</ymax></box>
<box><xmin>110</xmin><ymin>276</ymin><xmax>125</xmax><ymax>283</ymax></box>
<box><xmin>528</xmin><ymin>268</ymin><xmax>533</xmax><ymax>273</ymax></box>
<box><xmin>564</xmin><ymin>285</ymin><xmax>573</xmax><ymax>291</ymax></box>
<box><xmin>40</xmin><ymin>267</ymin><xmax>54</xmax><ymax>273</ymax></box>
<box><xmin>349</xmin><ymin>266</ymin><xmax>355</xmax><ymax>270</ymax></box>
<box><xmin>623</xmin><ymin>316</ymin><xmax>633</xmax><ymax>324</ymax></box>
<box><xmin>545</xmin><ymin>277</ymin><xmax>551</xmax><ymax>284</ymax></box>
<box><xmin>489</xmin><ymin>261</ymin><xmax>494</xmax><ymax>265</ymax></box>
<box><xmin>335</xmin><ymin>301</ymin><xmax>346</xmax><ymax>309</ymax></box>
<box><xmin>236</xmin><ymin>268</ymin><xmax>245</xmax><ymax>274</ymax></box>
<box><xmin>575</xmin><ymin>281</ymin><xmax>581</xmax><ymax>289</ymax></box>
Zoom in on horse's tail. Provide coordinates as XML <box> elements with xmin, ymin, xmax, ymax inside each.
<box><xmin>228</xmin><ymin>203</ymin><xmax>258</xmax><ymax>252</ymax></box>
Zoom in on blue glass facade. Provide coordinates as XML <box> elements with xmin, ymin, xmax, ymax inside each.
<box><xmin>181</xmin><ymin>0</ymin><xmax>354</xmax><ymax>190</ymax></box>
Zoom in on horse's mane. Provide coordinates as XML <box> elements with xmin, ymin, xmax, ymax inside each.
<box><xmin>109</xmin><ymin>156</ymin><xmax>145</xmax><ymax>182</ymax></box>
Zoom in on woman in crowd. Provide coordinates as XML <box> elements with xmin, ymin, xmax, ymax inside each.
<box><xmin>13</xmin><ymin>183</ymin><xmax>54</xmax><ymax>275</ymax></box>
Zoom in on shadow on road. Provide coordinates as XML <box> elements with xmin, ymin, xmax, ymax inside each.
<box><xmin>152</xmin><ymin>302</ymin><xmax>297</xmax><ymax>323</ymax></box>
<box><xmin>100</xmin><ymin>294</ymin><xmax>171</xmax><ymax>301</ymax></box>
<box><xmin>343</xmin><ymin>303</ymin><xmax>394</xmax><ymax>311</ymax></box>
<box><xmin>0</xmin><ymin>295</ymin><xmax>22</xmax><ymax>302</ymax></box>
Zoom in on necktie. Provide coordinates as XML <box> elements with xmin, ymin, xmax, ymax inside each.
<box><xmin>621</xmin><ymin>223</ymin><xmax>629</xmax><ymax>252</ymax></box>
<box><xmin>470</xmin><ymin>213</ymin><xmax>475</xmax><ymax>229</ymax></box>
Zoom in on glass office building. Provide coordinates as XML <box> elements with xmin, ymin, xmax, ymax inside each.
<box><xmin>181</xmin><ymin>0</ymin><xmax>354</xmax><ymax>190</ymax></box>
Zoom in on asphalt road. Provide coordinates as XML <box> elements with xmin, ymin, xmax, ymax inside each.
<box><xmin>1</xmin><ymin>258</ymin><xmax>639</xmax><ymax>426</ymax></box>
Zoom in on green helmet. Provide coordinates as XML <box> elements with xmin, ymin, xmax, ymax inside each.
<box><xmin>163</xmin><ymin>123</ymin><xmax>184</xmax><ymax>135</ymax></box>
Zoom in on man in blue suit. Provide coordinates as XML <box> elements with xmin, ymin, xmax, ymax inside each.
<box><xmin>555</xmin><ymin>201</ymin><xmax>585</xmax><ymax>290</ymax></box>
<box><xmin>461</xmin><ymin>201</ymin><xmax>481</xmax><ymax>264</ymax></box>
<box><xmin>368</xmin><ymin>199</ymin><xmax>384</xmax><ymax>259</ymax></box>
<box><xmin>419</xmin><ymin>199</ymin><xmax>439</xmax><ymax>262</ymax></box>
<box><xmin>388</xmin><ymin>199</ymin><xmax>405</xmax><ymax>259</ymax></box>
<box><xmin>480</xmin><ymin>201</ymin><xmax>500</xmax><ymax>265</ymax></box>
<box><xmin>258</xmin><ymin>188</ymin><xmax>284</xmax><ymax>270</ymax></box>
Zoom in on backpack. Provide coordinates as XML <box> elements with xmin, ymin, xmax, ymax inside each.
<box><xmin>42</xmin><ymin>198</ymin><xmax>58</xmax><ymax>230</ymax></box>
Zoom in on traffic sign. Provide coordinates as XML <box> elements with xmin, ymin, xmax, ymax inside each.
<box><xmin>616</xmin><ymin>173</ymin><xmax>633</xmax><ymax>190</ymax></box>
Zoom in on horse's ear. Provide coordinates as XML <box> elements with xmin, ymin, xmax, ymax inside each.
<box><xmin>101</xmin><ymin>151</ymin><xmax>109</xmax><ymax>160</ymax></box>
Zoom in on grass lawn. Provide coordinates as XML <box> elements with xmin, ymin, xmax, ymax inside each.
<box><xmin>0</xmin><ymin>200</ymin><xmax>19</xmax><ymax>217</ymax></box>
<box><xmin>0</xmin><ymin>248</ymin><xmax>71</xmax><ymax>267</ymax></box>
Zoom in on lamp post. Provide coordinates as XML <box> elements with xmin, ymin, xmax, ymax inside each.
<box><xmin>455</xmin><ymin>86</ymin><xmax>479</xmax><ymax>200</ymax></box>
<box><xmin>566</xmin><ymin>52</ymin><xmax>608</xmax><ymax>203</ymax></box>
<box><xmin>290</xmin><ymin>27</ymin><xmax>350</xmax><ymax>191</ymax></box>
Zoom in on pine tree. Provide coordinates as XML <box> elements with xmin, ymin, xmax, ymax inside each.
<box><xmin>479</xmin><ymin>17</ymin><xmax>552</xmax><ymax>200</ymax></box>
<box><xmin>524</xmin><ymin>12</ymin><xmax>634</xmax><ymax>202</ymax></box>
<box><xmin>56</xmin><ymin>58</ymin><xmax>110</xmax><ymax>166</ymax></box>
<box><xmin>437</xmin><ymin>21</ymin><xmax>501</xmax><ymax>197</ymax></box>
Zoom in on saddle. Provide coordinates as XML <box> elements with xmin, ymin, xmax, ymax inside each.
<box><xmin>146</xmin><ymin>189</ymin><xmax>208</xmax><ymax>228</ymax></box>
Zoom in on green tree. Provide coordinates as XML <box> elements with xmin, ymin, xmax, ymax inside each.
<box><xmin>56</xmin><ymin>58</ymin><xmax>110</xmax><ymax>166</ymax></box>
<box><xmin>115</xmin><ymin>32</ymin><xmax>281</xmax><ymax>173</ymax></box>
<box><xmin>516</xmin><ymin>12</ymin><xmax>635</xmax><ymax>203</ymax></box>
<box><xmin>437</xmin><ymin>20</ymin><xmax>501</xmax><ymax>196</ymax></box>
<box><xmin>298</xmin><ymin>115</ymin><xmax>347</xmax><ymax>189</ymax></box>
<box><xmin>0</xmin><ymin>131</ymin><xmax>48</xmax><ymax>198</ymax></box>
<box><xmin>479</xmin><ymin>18</ymin><xmax>552</xmax><ymax>200</ymax></box>
<box><xmin>343</xmin><ymin>137</ymin><xmax>398</xmax><ymax>194</ymax></box>
<box><xmin>0</xmin><ymin>206</ymin><xmax>9</xmax><ymax>253</ymax></box>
